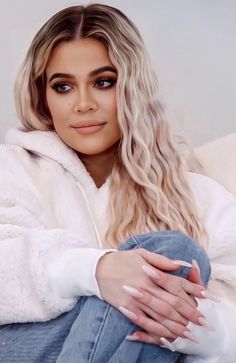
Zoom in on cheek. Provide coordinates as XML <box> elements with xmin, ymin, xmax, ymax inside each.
<box><xmin>46</xmin><ymin>93</ymin><xmax>71</xmax><ymax>124</ymax></box>
<box><xmin>100</xmin><ymin>91</ymin><xmax>117</xmax><ymax>118</ymax></box>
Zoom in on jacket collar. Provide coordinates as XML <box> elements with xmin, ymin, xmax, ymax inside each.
<box><xmin>5</xmin><ymin>126</ymin><xmax>110</xmax><ymax>194</ymax></box>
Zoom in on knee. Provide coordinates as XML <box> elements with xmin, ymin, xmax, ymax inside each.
<box><xmin>153</xmin><ymin>231</ymin><xmax>211</xmax><ymax>285</ymax></box>
<box><xmin>171</xmin><ymin>232</ymin><xmax>211</xmax><ymax>284</ymax></box>
<box><xmin>120</xmin><ymin>230</ymin><xmax>211</xmax><ymax>285</ymax></box>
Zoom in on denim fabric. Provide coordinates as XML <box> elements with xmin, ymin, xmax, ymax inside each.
<box><xmin>0</xmin><ymin>231</ymin><xmax>211</xmax><ymax>363</ymax></box>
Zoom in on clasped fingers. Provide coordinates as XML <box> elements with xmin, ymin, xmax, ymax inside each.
<box><xmin>118</xmin><ymin>304</ymin><xmax>199</xmax><ymax>345</ymax></box>
<box><xmin>118</xmin><ymin>305</ymin><xmax>176</xmax><ymax>339</ymax></box>
<box><xmin>141</xmin><ymin>263</ymin><xmax>213</xmax><ymax>307</ymax></box>
<box><xmin>123</xmin><ymin>285</ymin><xmax>186</xmax><ymax>324</ymax></box>
<box><xmin>122</xmin><ymin>284</ymin><xmax>204</xmax><ymax>326</ymax></box>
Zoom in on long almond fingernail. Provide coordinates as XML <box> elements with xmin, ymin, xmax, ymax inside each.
<box><xmin>118</xmin><ymin>306</ymin><xmax>138</xmax><ymax>320</ymax></box>
<box><xmin>201</xmin><ymin>290</ymin><xmax>221</xmax><ymax>302</ymax></box>
<box><xmin>122</xmin><ymin>284</ymin><xmax>143</xmax><ymax>298</ymax></box>
<box><xmin>160</xmin><ymin>337</ymin><xmax>175</xmax><ymax>352</ymax></box>
<box><xmin>192</xmin><ymin>259</ymin><xmax>201</xmax><ymax>274</ymax></box>
<box><xmin>126</xmin><ymin>335</ymin><xmax>139</xmax><ymax>341</ymax></box>
<box><xmin>142</xmin><ymin>265</ymin><xmax>161</xmax><ymax>278</ymax></box>
<box><xmin>183</xmin><ymin>331</ymin><xmax>199</xmax><ymax>343</ymax></box>
<box><xmin>173</xmin><ymin>260</ymin><xmax>192</xmax><ymax>268</ymax></box>
<box><xmin>198</xmin><ymin>317</ymin><xmax>215</xmax><ymax>331</ymax></box>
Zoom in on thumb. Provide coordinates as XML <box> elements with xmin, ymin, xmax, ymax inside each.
<box><xmin>188</xmin><ymin>259</ymin><xmax>204</xmax><ymax>286</ymax></box>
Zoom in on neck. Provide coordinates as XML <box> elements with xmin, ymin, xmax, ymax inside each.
<box><xmin>78</xmin><ymin>142</ymin><xmax>119</xmax><ymax>188</ymax></box>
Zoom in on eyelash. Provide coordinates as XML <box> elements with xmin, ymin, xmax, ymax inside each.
<box><xmin>50</xmin><ymin>78</ymin><xmax>117</xmax><ymax>94</ymax></box>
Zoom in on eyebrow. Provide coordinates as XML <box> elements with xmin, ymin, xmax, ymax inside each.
<box><xmin>48</xmin><ymin>66</ymin><xmax>117</xmax><ymax>83</ymax></box>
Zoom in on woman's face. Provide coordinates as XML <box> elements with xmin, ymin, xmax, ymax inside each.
<box><xmin>45</xmin><ymin>38</ymin><xmax>121</xmax><ymax>155</ymax></box>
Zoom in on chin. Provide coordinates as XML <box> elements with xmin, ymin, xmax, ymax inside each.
<box><xmin>74</xmin><ymin>145</ymin><xmax>108</xmax><ymax>156</ymax></box>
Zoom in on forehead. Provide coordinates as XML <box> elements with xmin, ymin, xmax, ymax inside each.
<box><xmin>46</xmin><ymin>38</ymin><xmax>113</xmax><ymax>75</ymax></box>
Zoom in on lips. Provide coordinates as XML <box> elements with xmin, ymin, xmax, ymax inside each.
<box><xmin>72</xmin><ymin>121</ymin><xmax>107</xmax><ymax>135</ymax></box>
<box><xmin>72</xmin><ymin>120</ymin><xmax>106</xmax><ymax>128</ymax></box>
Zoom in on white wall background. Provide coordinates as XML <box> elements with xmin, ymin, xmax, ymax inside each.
<box><xmin>1</xmin><ymin>0</ymin><xmax>235</xmax><ymax>146</ymax></box>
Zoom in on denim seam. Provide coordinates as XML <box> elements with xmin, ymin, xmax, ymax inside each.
<box><xmin>132</xmin><ymin>231</ymin><xmax>184</xmax><ymax>248</ymax></box>
<box><xmin>89</xmin><ymin>304</ymin><xmax>111</xmax><ymax>363</ymax></box>
<box><xmin>131</xmin><ymin>234</ymin><xmax>142</xmax><ymax>247</ymax></box>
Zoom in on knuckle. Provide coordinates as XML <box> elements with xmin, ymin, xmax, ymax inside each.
<box><xmin>174</xmin><ymin>285</ymin><xmax>184</xmax><ymax>296</ymax></box>
<box><xmin>185</xmin><ymin>282</ymin><xmax>197</xmax><ymax>295</ymax></box>
<box><xmin>162</xmin><ymin>303</ymin><xmax>174</xmax><ymax>317</ymax></box>
<box><xmin>174</xmin><ymin>326</ymin><xmax>186</xmax><ymax>338</ymax></box>
<box><xmin>138</xmin><ymin>317</ymin><xmax>167</xmax><ymax>337</ymax></box>
<box><xmin>137</xmin><ymin>248</ymin><xmax>147</xmax><ymax>256</ymax></box>
<box><xmin>162</xmin><ymin>320</ymin><xmax>184</xmax><ymax>338</ymax></box>
<box><xmin>141</xmin><ymin>292</ymin><xmax>152</xmax><ymax>305</ymax></box>
<box><xmin>191</xmin><ymin>309</ymin><xmax>202</xmax><ymax>323</ymax></box>
<box><xmin>181</xmin><ymin>279</ymin><xmax>190</xmax><ymax>290</ymax></box>
<box><xmin>160</xmin><ymin>272</ymin><xmax>167</xmax><ymax>284</ymax></box>
<box><xmin>137</xmin><ymin>315</ymin><xmax>148</xmax><ymax>330</ymax></box>
<box><xmin>172</xmin><ymin>296</ymin><xmax>183</xmax><ymax>310</ymax></box>
<box><xmin>146</xmin><ymin>335</ymin><xmax>160</xmax><ymax>344</ymax></box>
<box><xmin>156</xmin><ymin>325</ymin><xmax>171</xmax><ymax>337</ymax></box>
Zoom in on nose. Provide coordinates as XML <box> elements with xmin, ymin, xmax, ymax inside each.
<box><xmin>73</xmin><ymin>86</ymin><xmax>97</xmax><ymax>113</ymax></box>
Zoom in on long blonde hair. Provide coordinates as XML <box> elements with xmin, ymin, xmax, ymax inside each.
<box><xmin>14</xmin><ymin>4</ymin><xmax>205</xmax><ymax>248</ymax></box>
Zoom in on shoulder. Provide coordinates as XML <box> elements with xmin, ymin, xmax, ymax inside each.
<box><xmin>0</xmin><ymin>144</ymin><xmax>46</xmax><ymax>205</ymax></box>
<box><xmin>0</xmin><ymin>144</ymin><xmax>31</xmax><ymax>178</ymax></box>
<box><xmin>186</xmin><ymin>171</ymin><xmax>236</xmax><ymax>209</ymax></box>
<box><xmin>187</xmin><ymin>172</ymin><xmax>236</xmax><ymax>251</ymax></box>
<box><xmin>0</xmin><ymin>142</ymin><xmax>42</xmax><ymax>177</ymax></box>
<box><xmin>186</xmin><ymin>172</ymin><xmax>236</xmax><ymax>233</ymax></box>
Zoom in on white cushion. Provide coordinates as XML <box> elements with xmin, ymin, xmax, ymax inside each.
<box><xmin>194</xmin><ymin>133</ymin><xmax>236</xmax><ymax>197</ymax></box>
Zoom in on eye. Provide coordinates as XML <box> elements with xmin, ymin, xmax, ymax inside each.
<box><xmin>51</xmin><ymin>83</ymin><xmax>72</xmax><ymax>94</ymax></box>
<box><xmin>94</xmin><ymin>78</ymin><xmax>117</xmax><ymax>89</ymax></box>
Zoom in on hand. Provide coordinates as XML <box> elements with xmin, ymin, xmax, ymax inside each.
<box><xmin>96</xmin><ymin>249</ymin><xmax>207</xmax><ymax>344</ymax></box>
<box><xmin>129</xmin><ymin>258</ymin><xmax>206</xmax><ymax>346</ymax></box>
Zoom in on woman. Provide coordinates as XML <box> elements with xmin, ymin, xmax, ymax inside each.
<box><xmin>0</xmin><ymin>4</ymin><xmax>235</xmax><ymax>363</ymax></box>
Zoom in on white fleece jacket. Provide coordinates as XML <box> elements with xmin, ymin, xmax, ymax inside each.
<box><xmin>0</xmin><ymin>126</ymin><xmax>235</xmax><ymax>362</ymax></box>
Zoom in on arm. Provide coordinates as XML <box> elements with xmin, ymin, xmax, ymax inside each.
<box><xmin>186</xmin><ymin>172</ymin><xmax>236</xmax><ymax>361</ymax></box>
<box><xmin>127</xmin><ymin>174</ymin><xmax>235</xmax><ymax>360</ymax></box>
<box><xmin>0</xmin><ymin>149</ymin><xmax>113</xmax><ymax>324</ymax></box>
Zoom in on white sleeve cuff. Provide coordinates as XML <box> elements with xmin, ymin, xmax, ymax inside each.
<box><xmin>46</xmin><ymin>248</ymin><xmax>116</xmax><ymax>300</ymax></box>
<box><xmin>172</xmin><ymin>298</ymin><xmax>229</xmax><ymax>360</ymax></box>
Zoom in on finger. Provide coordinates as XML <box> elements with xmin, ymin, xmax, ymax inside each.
<box><xmin>126</xmin><ymin>331</ymin><xmax>196</xmax><ymax>350</ymax></box>
<box><xmin>139</xmin><ymin>285</ymin><xmax>204</xmax><ymax>325</ymax></box>
<box><xmin>120</xmin><ymin>304</ymin><xmax>175</xmax><ymax>339</ymax></box>
<box><xmin>126</xmin><ymin>331</ymin><xmax>162</xmax><ymax>345</ymax></box>
<box><xmin>137</xmin><ymin>249</ymin><xmax>180</xmax><ymax>271</ymax></box>
<box><xmin>168</xmin><ymin>294</ymin><xmax>204</xmax><ymax>325</ymax></box>
<box><xmin>136</xmin><ymin>301</ymin><xmax>189</xmax><ymax>337</ymax></box>
<box><xmin>143</xmin><ymin>266</ymin><xmax>204</xmax><ymax>304</ymax></box>
<box><xmin>188</xmin><ymin>259</ymin><xmax>204</xmax><ymax>286</ymax></box>
<box><xmin>133</xmin><ymin>309</ymin><xmax>175</xmax><ymax>338</ymax></box>
<box><xmin>126</xmin><ymin>331</ymin><xmax>179</xmax><ymax>352</ymax></box>
<box><xmin>142</xmin><ymin>266</ymin><xmax>198</xmax><ymax>307</ymax></box>
<box><xmin>148</xmin><ymin>282</ymin><xmax>197</xmax><ymax>311</ymax></box>
<box><xmin>133</xmin><ymin>289</ymin><xmax>188</xmax><ymax>325</ymax></box>
<box><xmin>181</xmin><ymin>277</ymin><xmax>205</xmax><ymax>298</ymax></box>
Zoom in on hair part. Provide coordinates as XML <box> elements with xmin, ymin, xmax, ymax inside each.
<box><xmin>15</xmin><ymin>3</ymin><xmax>206</xmax><ymax>248</ymax></box>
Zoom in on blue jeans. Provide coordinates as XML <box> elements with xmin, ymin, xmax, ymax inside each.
<box><xmin>0</xmin><ymin>231</ymin><xmax>211</xmax><ymax>363</ymax></box>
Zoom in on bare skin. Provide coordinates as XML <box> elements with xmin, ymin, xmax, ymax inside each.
<box><xmin>78</xmin><ymin>141</ymin><xmax>120</xmax><ymax>188</ymax></box>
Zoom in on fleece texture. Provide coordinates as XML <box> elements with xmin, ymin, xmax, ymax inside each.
<box><xmin>0</xmin><ymin>126</ymin><xmax>235</xmax><ymax>362</ymax></box>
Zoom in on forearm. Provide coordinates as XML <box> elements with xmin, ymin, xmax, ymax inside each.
<box><xmin>0</xmin><ymin>225</ymin><xmax>112</xmax><ymax>324</ymax></box>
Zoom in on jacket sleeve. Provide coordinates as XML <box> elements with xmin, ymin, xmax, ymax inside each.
<box><xmin>0</xmin><ymin>149</ymin><xmax>112</xmax><ymax>324</ymax></box>
<box><xmin>172</xmin><ymin>298</ymin><xmax>228</xmax><ymax>362</ymax></box>
<box><xmin>181</xmin><ymin>172</ymin><xmax>236</xmax><ymax>362</ymax></box>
